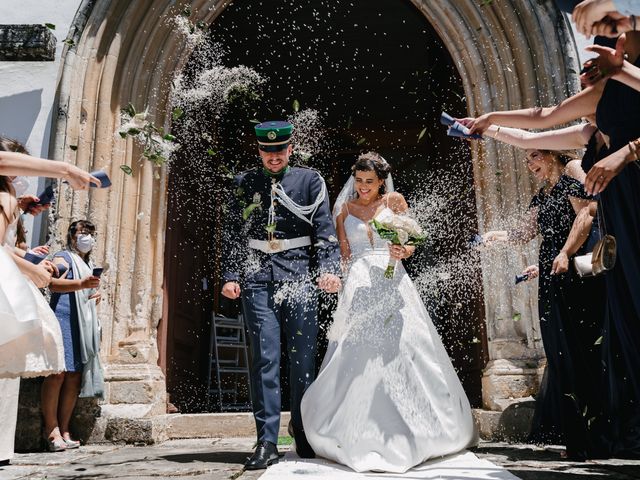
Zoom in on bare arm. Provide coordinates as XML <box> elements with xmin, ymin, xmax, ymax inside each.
<box><xmin>0</xmin><ymin>151</ymin><xmax>100</xmax><ymax>189</ymax></box>
<box><xmin>563</xmin><ymin>202</ymin><xmax>595</xmax><ymax>256</ymax></box>
<box><xmin>552</xmin><ymin>202</ymin><xmax>596</xmax><ymax>274</ymax></box>
<box><xmin>585</xmin><ymin>137</ymin><xmax>640</xmax><ymax>194</ymax></box>
<box><xmin>565</xmin><ymin>159</ymin><xmax>587</xmax><ymax>184</ymax></box>
<box><xmin>386</xmin><ymin>192</ymin><xmax>416</xmax><ymax>258</ymax></box>
<box><xmin>483</xmin><ymin>208</ymin><xmax>539</xmax><ymax>245</ymax></box>
<box><xmin>583</xmin><ymin>36</ymin><xmax>640</xmax><ymax>92</ymax></box>
<box><xmin>335</xmin><ymin>206</ymin><xmax>352</xmax><ymax>266</ymax></box>
<box><xmin>485</xmin><ymin>123</ymin><xmax>596</xmax><ymax>151</ymax></box>
<box><xmin>467</xmin><ymin>85</ymin><xmax>604</xmax><ymax>135</ymax></box>
<box><xmin>613</xmin><ymin>60</ymin><xmax>640</xmax><ymax>92</ymax></box>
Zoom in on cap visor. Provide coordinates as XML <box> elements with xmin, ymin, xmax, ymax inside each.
<box><xmin>258</xmin><ymin>143</ymin><xmax>290</xmax><ymax>152</ymax></box>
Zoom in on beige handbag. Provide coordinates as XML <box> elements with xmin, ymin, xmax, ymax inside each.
<box><xmin>574</xmin><ymin>200</ymin><xmax>616</xmax><ymax>277</ymax></box>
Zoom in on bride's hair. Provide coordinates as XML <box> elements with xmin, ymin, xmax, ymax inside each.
<box><xmin>351</xmin><ymin>152</ymin><xmax>391</xmax><ymax>181</ymax></box>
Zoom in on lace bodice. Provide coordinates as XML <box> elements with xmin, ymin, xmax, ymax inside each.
<box><xmin>343</xmin><ymin>207</ymin><xmax>392</xmax><ymax>257</ymax></box>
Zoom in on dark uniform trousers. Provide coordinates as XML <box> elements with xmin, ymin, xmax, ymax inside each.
<box><xmin>241</xmin><ymin>280</ymin><xmax>318</xmax><ymax>444</ymax></box>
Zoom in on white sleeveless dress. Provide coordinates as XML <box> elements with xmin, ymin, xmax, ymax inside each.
<box><xmin>0</xmin><ymin>194</ymin><xmax>65</xmax><ymax>461</ymax></box>
<box><xmin>301</xmin><ymin>207</ymin><xmax>477</xmax><ymax>473</ymax></box>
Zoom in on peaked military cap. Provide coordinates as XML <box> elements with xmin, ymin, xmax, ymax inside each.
<box><xmin>255</xmin><ymin>120</ymin><xmax>293</xmax><ymax>152</ymax></box>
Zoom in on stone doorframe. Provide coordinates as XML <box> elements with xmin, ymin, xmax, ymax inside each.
<box><xmin>49</xmin><ymin>0</ymin><xmax>580</xmax><ymax>430</ymax></box>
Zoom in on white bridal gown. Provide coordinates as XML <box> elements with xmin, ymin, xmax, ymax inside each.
<box><xmin>0</xmin><ymin>194</ymin><xmax>65</xmax><ymax>461</ymax></box>
<box><xmin>301</xmin><ymin>207</ymin><xmax>477</xmax><ymax>473</ymax></box>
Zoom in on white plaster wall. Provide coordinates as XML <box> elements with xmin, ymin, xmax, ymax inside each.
<box><xmin>0</xmin><ymin>0</ymin><xmax>83</xmax><ymax>243</ymax></box>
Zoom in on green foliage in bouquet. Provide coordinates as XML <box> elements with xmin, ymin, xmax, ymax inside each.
<box><xmin>370</xmin><ymin>217</ymin><xmax>426</xmax><ymax>279</ymax></box>
<box><xmin>370</xmin><ymin>219</ymin><xmax>427</xmax><ymax>246</ymax></box>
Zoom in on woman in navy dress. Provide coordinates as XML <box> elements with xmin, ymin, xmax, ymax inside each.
<box><xmin>483</xmin><ymin>148</ymin><xmax>606</xmax><ymax>459</ymax></box>
<box><xmin>463</xmin><ymin>31</ymin><xmax>640</xmax><ymax>457</ymax></box>
<box><xmin>41</xmin><ymin>220</ymin><xmax>103</xmax><ymax>451</ymax></box>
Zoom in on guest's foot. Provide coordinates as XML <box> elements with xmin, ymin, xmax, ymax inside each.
<box><xmin>62</xmin><ymin>433</ymin><xmax>80</xmax><ymax>449</ymax></box>
<box><xmin>244</xmin><ymin>441</ymin><xmax>279</xmax><ymax>470</ymax></box>
<box><xmin>43</xmin><ymin>427</ymin><xmax>67</xmax><ymax>452</ymax></box>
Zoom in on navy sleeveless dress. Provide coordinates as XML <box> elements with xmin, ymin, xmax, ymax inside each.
<box><xmin>50</xmin><ymin>251</ymin><xmax>83</xmax><ymax>372</ymax></box>
<box><xmin>526</xmin><ymin>175</ymin><xmax>608</xmax><ymax>459</ymax></box>
<box><xmin>594</xmin><ymin>57</ymin><xmax>640</xmax><ymax>457</ymax></box>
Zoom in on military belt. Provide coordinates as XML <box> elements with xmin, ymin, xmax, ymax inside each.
<box><xmin>248</xmin><ymin>236</ymin><xmax>312</xmax><ymax>254</ymax></box>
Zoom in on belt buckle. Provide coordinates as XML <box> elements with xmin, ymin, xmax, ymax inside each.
<box><xmin>268</xmin><ymin>239</ymin><xmax>282</xmax><ymax>253</ymax></box>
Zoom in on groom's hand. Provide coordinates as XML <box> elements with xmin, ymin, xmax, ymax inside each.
<box><xmin>317</xmin><ymin>273</ymin><xmax>341</xmax><ymax>293</ymax></box>
<box><xmin>222</xmin><ymin>281</ymin><xmax>241</xmax><ymax>299</ymax></box>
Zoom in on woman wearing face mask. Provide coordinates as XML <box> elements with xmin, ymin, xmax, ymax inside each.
<box><xmin>0</xmin><ymin>135</ymin><xmax>97</xmax><ymax>464</ymax></box>
<box><xmin>482</xmin><ymin>149</ymin><xmax>608</xmax><ymax>460</ymax></box>
<box><xmin>42</xmin><ymin>220</ymin><xmax>104</xmax><ymax>451</ymax></box>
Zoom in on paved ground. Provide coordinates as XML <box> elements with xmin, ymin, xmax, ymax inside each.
<box><xmin>1</xmin><ymin>439</ymin><xmax>639</xmax><ymax>480</ymax></box>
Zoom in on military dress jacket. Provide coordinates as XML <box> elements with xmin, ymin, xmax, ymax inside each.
<box><xmin>222</xmin><ymin>165</ymin><xmax>341</xmax><ymax>283</ymax></box>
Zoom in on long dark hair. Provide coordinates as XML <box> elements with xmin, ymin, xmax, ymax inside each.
<box><xmin>67</xmin><ymin>220</ymin><xmax>96</xmax><ymax>261</ymax></box>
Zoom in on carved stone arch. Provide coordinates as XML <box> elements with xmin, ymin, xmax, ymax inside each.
<box><xmin>48</xmin><ymin>0</ymin><xmax>579</xmax><ymax>431</ymax></box>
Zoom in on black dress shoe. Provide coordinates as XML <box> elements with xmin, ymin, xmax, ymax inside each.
<box><xmin>244</xmin><ymin>441</ymin><xmax>279</xmax><ymax>470</ymax></box>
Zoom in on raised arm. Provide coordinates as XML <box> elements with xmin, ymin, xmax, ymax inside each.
<box><xmin>485</xmin><ymin>123</ymin><xmax>596</xmax><ymax>151</ymax></box>
<box><xmin>583</xmin><ymin>35</ymin><xmax>640</xmax><ymax>92</ymax></box>
<box><xmin>465</xmin><ymin>84</ymin><xmax>604</xmax><ymax>135</ymax></box>
<box><xmin>0</xmin><ymin>151</ymin><xmax>100</xmax><ymax>189</ymax></box>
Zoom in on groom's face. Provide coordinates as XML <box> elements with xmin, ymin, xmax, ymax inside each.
<box><xmin>259</xmin><ymin>144</ymin><xmax>292</xmax><ymax>173</ymax></box>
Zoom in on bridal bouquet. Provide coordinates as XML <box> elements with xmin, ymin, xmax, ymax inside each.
<box><xmin>370</xmin><ymin>210</ymin><xmax>426</xmax><ymax>278</ymax></box>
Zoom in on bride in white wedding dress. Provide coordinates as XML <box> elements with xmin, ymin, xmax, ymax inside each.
<box><xmin>301</xmin><ymin>152</ymin><xmax>477</xmax><ymax>473</ymax></box>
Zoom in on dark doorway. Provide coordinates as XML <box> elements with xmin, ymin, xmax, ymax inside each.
<box><xmin>161</xmin><ymin>0</ymin><xmax>488</xmax><ymax>412</ymax></box>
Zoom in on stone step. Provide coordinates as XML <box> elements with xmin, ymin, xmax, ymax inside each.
<box><xmin>97</xmin><ymin>407</ymin><xmax>534</xmax><ymax>445</ymax></box>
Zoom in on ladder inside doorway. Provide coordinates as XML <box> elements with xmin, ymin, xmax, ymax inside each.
<box><xmin>207</xmin><ymin>314</ymin><xmax>252</xmax><ymax>412</ymax></box>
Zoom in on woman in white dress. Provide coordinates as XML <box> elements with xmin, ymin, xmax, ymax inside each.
<box><xmin>301</xmin><ymin>152</ymin><xmax>477</xmax><ymax>473</ymax></box>
<box><xmin>0</xmin><ymin>137</ymin><xmax>100</xmax><ymax>462</ymax></box>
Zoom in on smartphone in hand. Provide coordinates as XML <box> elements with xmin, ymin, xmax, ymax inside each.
<box><xmin>92</xmin><ymin>267</ymin><xmax>104</xmax><ymax>278</ymax></box>
<box><xmin>27</xmin><ymin>185</ymin><xmax>55</xmax><ymax>211</ymax></box>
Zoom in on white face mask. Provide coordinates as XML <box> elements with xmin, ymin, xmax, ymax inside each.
<box><xmin>76</xmin><ymin>234</ymin><xmax>95</xmax><ymax>253</ymax></box>
<box><xmin>11</xmin><ymin>176</ymin><xmax>30</xmax><ymax>197</ymax></box>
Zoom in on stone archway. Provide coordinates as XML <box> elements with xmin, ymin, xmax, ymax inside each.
<box><xmin>49</xmin><ymin>0</ymin><xmax>579</xmax><ymax>438</ymax></box>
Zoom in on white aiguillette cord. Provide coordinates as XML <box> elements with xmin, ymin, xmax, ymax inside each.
<box><xmin>269</xmin><ymin>177</ymin><xmax>327</xmax><ymax>226</ymax></box>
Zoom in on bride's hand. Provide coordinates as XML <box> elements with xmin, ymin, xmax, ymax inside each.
<box><xmin>389</xmin><ymin>244</ymin><xmax>409</xmax><ymax>260</ymax></box>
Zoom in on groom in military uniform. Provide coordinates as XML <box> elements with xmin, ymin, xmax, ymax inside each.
<box><xmin>221</xmin><ymin>121</ymin><xmax>341</xmax><ymax>470</ymax></box>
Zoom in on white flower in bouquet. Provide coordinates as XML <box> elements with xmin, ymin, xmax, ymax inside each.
<box><xmin>370</xmin><ymin>211</ymin><xmax>426</xmax><ymax>279</ymax></box>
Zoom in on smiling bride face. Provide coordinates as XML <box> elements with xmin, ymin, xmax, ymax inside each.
<box><xmin>351</xmin><ymin>151</ymin><xmax>391</xmax><ymax>202</ymax></box>
<box><xmin>354</xmin><ymin>170</ymin><xmax>384</xmax><ymax>201</ymax></box>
